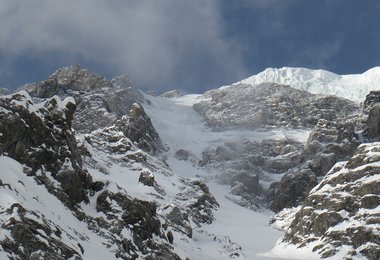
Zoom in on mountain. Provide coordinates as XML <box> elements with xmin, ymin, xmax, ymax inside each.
<box><xmin>233</xmin><ymin>67</ymin><xmax>380</xmax><ymax>102</ymax></box>
<box><xmin>1</xmin><ymin>65</ymin><xmax>379</xmax><ymax>259</ymax></box>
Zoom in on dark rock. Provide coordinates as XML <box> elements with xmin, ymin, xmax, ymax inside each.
<box><xmin>120</xmin><ymin>103</ymin><xmax>162</xmax><ymax>153</ymax></box>
<box><xmin>360</xmin><ymin>195</ymin><xmax>380</xmax><ymax>209</ymax></box>
<box><xmin>0</xmin><ymin>91</ymin><xmax>93</xmax><ymax>207</ymax></box>
<box><xmin>270</xmin><ymin>168</ymin><xmax>318</xmax><ymax>212</ymax></box>
<box><xmin>312</xmin><ymin>212</ymin><xmax>343</xmax><ymax>236</ymax></box>
<box><xmin>189</xmin><ymin>191</ymin><xmax>219</xmax><ymax>226</ymax></box>
<box><xmin>96</xmin><ymin>190</ymin><xmax>161</xmax><ymax>250</ymax></box>
<box><xmin>230</xmin><ymin>172</ymin><xmax>262</xmax><ymax>195</ymax></box>
<box><xmin>174</xmin><ymin>149</ymin><xmax>190</xmax><ymax>161</ymax></box>
<box><xmin>309</xmin><ymin>152</ymin><xmax>336</xmax><ymax>176</ymax></box>
<box><xmin>367</xmin><ymin>105</ymin><xmax>380</xmax><ymax>141</ymax></box>
<box><xmin>139</xmin><ymin>170</ymin><xmax>155</xmax><ymax>187</ymax></box>
<box><xmin>0</xmin><ymin>204</ymin><xmax>82</xmax><ymax>259</ymax></box>
<box><xmin>364</xmin><ymin>91</ymin><xmax>380</xmax><ymax>109</ymax></box>
<box><xmin>264</xmin><ymin>157</ymin><xmax>294</xmax><ymax>173</ymax></box>
<box><xmin>166</xmin><ymin>231</ymin><xmax>174</xmax><ymax>244</ymax></box>
<box><xmin>164</xmin><ymin>205</ymin><xmax>192</xmax><ymax>238</ymax></box>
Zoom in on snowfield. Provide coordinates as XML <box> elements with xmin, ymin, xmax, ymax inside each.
<box><xmin>236</xmin><ymin>66</ymin><xmax>380</xmax><ymax>102</ymax></box>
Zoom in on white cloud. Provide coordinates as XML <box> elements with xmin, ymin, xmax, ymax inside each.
<box><xmin>0</xmin><ymin>0</ymin><xmax>247</xmax><ymax>92</ymax></box>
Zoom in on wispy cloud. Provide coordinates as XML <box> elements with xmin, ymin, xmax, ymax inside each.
<box><xmin>0</xmin><ymin>0</ymin><xmax>247</xmax><ymax>92</ymax></box>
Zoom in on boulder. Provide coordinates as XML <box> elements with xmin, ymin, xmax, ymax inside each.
<box><xmin>139</xmin><ymin>170</ymin><xmax>156</xmax><ymax>187</ymax></box>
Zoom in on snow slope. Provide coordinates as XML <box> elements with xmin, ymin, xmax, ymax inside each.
<box><xmin>234</xmin><ymin>67</ymin><xmax>380</xmax><ymax>102</ymax></box>
<box><xmin>143</xmin><ymin>94</ymin><xmax>313</xmax><ymax>259</ymax></box>
<box><xmin>0</xmin><ymin>156</ymin><xmax>115</xmax><ymax>259</ymax></box>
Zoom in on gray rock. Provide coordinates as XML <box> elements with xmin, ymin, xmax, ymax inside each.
<box><xmin>279</xmin><ymin>142</ymin><xmax>380</xmax><ymax>259</ymax></box>
<box><xmin>193</xmin><ymin>83</ymin><xmax>359</xmax><ymax>131</ymax></box>
<box><xmin>160</xmin><ymin>89</ymin><xmax>182</xmax><ymax>98</ymax></box>
<box><xmin>270</xmin><ymin>168</ymin><xmax>317</xmax><ymax>212</ymax></box>
<box><xmin>364</xmin><ymin>91</ymin><xmax>380</xmax><ymax>109</ymax></box>
<box><xmin>0</xmin><ymin>91</ymin><xmax>93</xmax><ymax>207</ymax></box>
<box><xmin>164</xmin><ymin>205</ymin><xmax>192</xmax><ymax>238</ymax></box>
<box><xmin>139</xmin><ymin>170</ymin><xmax>155</xmax><ymax>187</ymax></box>
<box><xmin>367</xmin><ymin>105</ymin><xmax>380</xmax><ymax>141</ymax></box>
<box><xmin>174</xmin><ymin>149</ymin><xmax>190</xmax><ymax>161</ymax></box>
<box><xmin>309</xmin><ymin>152</ymin><xmax>336</xmax><ymax>176</ymax></box>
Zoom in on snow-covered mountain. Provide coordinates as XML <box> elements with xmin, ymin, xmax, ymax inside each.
<box><xmin>1</xmin><ymin>65</ymin><xmax>380</xmax><ymax>259</ymax></box>
<box><xmin>233</xmin><ymin>67</ymin><xmax>380</xmax><ymax>102</ymax></box>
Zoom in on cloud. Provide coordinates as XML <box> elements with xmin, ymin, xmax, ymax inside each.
<box><xmin>0</xmin><ymin>0</ymin><xmax>247</xmax><ymax>92</ymax></box>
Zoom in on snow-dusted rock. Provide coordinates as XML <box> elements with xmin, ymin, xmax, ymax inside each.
<box><xmin>275</xmin><ymin>143</ymin><xmax>380</xmax><ymax>259</ymax></box>
<box><xmin>160</xmin><ymin>89</ymin><xmax>183</xmax><ymax>98</ymax></box>
<box><xmin>194</xmin><ymin>83</ymin><xmax>359</xmax><ymax>131</ymax></box>
<box><xmin>21</xmin><ymin>65</ymin><xmax>144</xmax><ymax>134</ymax></box>
<box><xmin>0</xmin><ymin>91</ymin><xmax>93</xmax><ymax>207</ymax></box>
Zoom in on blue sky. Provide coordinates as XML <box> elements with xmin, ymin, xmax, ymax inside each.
<box><xmin>1</xmin><ymin>0</ymin><xmax>379</xmax><ymax>93</ymax></box>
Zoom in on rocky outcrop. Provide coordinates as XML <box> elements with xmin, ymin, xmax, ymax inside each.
<box><xmin>193</xmin><ymin>83</ymin><xmax>359</xmax><ymax>131</ymax></box>
<box><xmin>0</xmin><ymin>91</ymin><xmax>93</xmax><ymax>207</ymax></box>
<box><xmin>20</xmin><ymin>65</ymin><xmax>163</xmax><ymax>155</ymax></box>
<box><xmin>275</xmin><ymin>143</ymin><xmax>380</xmax><ymax>259</ymax></box>
<box><xmin>364</xmin><ymin>91</ymin><xmax>380</xmax><ymax>109</ymax></box>
<box><xmin>160</xmin><ymin>89</ymin><xmax>182</xmax><ymax>98</ymax></box>
<box><xmin>269</xmin><ymin>167</ymin><xmax>318</xmax><ymax>212</ymax></box>
<box><xmin>0</xmin><ymin>203</ymin><xmax>82</xmax><ymax>260</ymax></box>
<box><xmin>367</xmin><ymin>105</ymin><xmax>380</xmax><ymax>141</ymax></box>
<box><xmin>21</xmin><ymin>65</ymin><xmax>143</xmax><ymax>133</ymax></box>
<box><xmin>95</xmin><ymin>189</ymin><xmax>180</xmax><ymax>259</ymax></box>
<box><xmin>120</xmin><ymin>103</ymin><xmax>162</xmax><ymax>153</ymax></box>
<box><xmin>198</xmin><ymin>138</ymin><xmax>307</xmax><ymax>210</ymax></box>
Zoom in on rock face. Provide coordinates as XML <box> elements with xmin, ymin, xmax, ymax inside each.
<box><xmin>21</xmin><ymin>65</ymin><xmax>144</xmax><ymax>133</ymax></box>
<box><xmin>367</xmin><ymin>105</ymin><xmax>380</xmax><ymax>141</ymax></box>
<box><xmin>269</xmin><ymin>167</ymin><xmax>318</xmax><ymax>213</ymax></box>
<box><xmin>198</xmin><ymin>137</ymin><xmax>306</xmax><ymax>210</ymax></box>
<box><xmin>0</xmin><ymin>91</ymin><xmax>93</xmax><ymax>207</ymax></box>
<box><xmin>193</xmin><ymin>83</ymin><xmax>359</xmax><ymax>131</ymax></box>
<box><xmin>275</xmin><ymin>143</ymin><xmax>380</xmax><ymax>259</ymax></box>
<box><xmin>364</xmin><ymin>91</ymin><xmax>380</xmax><ymax>109</ymax></box>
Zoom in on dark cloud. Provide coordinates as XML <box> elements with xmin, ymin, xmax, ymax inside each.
<box><xmin>0</xmin><ymin>0</ymin><xmax>247</xmax><ymax>92</ymax></box>
<box><xmin>0</xmin><ymin>0</ymin><xmax>379</xmax><ymax>92</ymax></box>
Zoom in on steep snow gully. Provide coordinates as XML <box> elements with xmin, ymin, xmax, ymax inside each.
<box><xmin>144</xmin><ymin>94</ymin><xmax>314</xmax><ymax>259</ymax></box>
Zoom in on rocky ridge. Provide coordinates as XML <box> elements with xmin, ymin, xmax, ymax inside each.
<box><xmin>0</xmin><ymin>68</ymin><xmax>221</xmax><ymax>259</ymax></box>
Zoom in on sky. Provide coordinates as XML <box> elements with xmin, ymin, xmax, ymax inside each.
<box><xmin>0</xmin><ymin>0</ymin><xmax>380</xmax><ymax>93</ymax></box>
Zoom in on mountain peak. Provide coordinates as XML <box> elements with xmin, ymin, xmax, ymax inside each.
<box><xmin>236</xmin><ymin>66</ymin><xmax>380</xmax><ymax>102</ymax></box>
